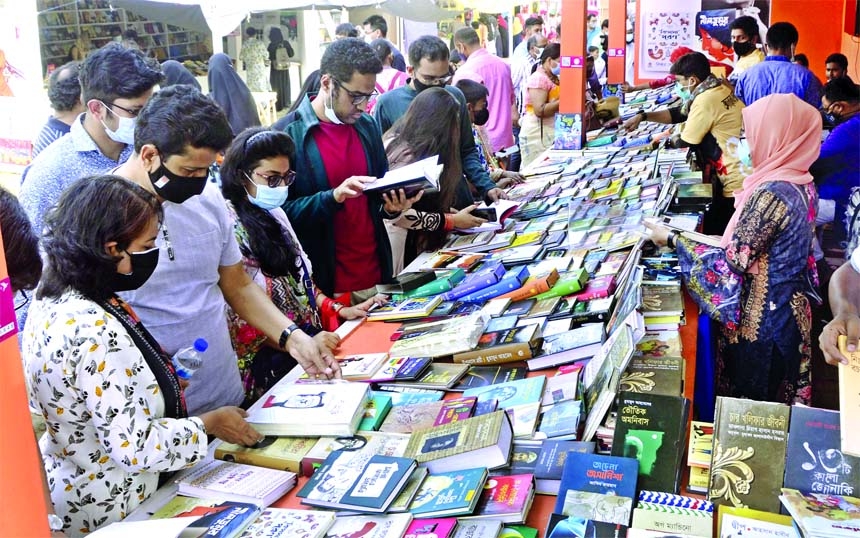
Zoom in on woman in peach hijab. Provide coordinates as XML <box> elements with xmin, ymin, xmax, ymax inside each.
<box><xmin>647</xmin><ymin>93</ymin><xmax>820</xmax><ymax>405</ymax></box>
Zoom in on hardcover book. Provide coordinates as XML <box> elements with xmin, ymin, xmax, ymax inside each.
<box><xmin>708</xmin><ymin>397</ymin><xmax>790</xmax><ymax>513</ymax></box>
<box><xmin>619</xmin><ymin>356</ymin><xmax>684</xmax><ymax>397</ymax></box>
<box><xmin>611</xmin><ymin>392</ymin><xmax>690</xmax><ymax>494</ymax></box>
<box><xmin>324</xmin><ymin>513</ymin><xmax>414</xmax><ymax>538</ymax></box>
<box><xmin>404</xmin><ymin>411</ymin><xmax>514</xmax><ymax>474</ymax></box>
<box><xmin>249</xmin><ymin>380</ymin><xmax>369</xmax><ymax>437</ymax></box>
<box><xmin>301</xmin><ymin>430</ymin><xmax>411</xmax><ymax>476</ymax></box>
<box><xmin>541</xmin><ymin>370</ymin><xmax>580</xmax><ymax>406</ymax></box>
<box><xmin>464</xmin><ymin>376</ymin><xmax>547</xmax><ymax>438</ymax></box>
<box><xmin>379</xmin><ymin>363</ymin><xmax>471</xmax><ymax>391</ymax></box>
<box><xmin>783</xmin><ymin>405</ymin><xmax>859</xmax><ymax>496</ymax></box>
<box><xmin>389</xmin><ymin>467</ymin><xmax>431</xmax><ymax>513</ymax></box>
<box><xmin>238</xmin><ymin>508</ymin><xmax>336</xmax><ymax>538</ymax></box>
<box><xmin>545</xmin><ymin>514</ymin><xmax>627</xmax><ymax>538</ymax></box>
<box><xmin>408</xmin><ymin>467</ymin><xmax>489</xmax><ymax>518</ymax></box>
<box><xmin>452</xmin><ymin>325</ymin><xmax>542</xmax><ymax>366</ymax></box>
<box><xmin>335</xmin><ymin>353</ymin><xmax>390</xmax><ymax>382</ymax></box>
<box><xmin>452</xmin><ymin>365</ymin><xmax>528</xmax><ymax>392</ymax></box>
<box><xmin>215</xmin><ymin>436</ymin><xmax>317</xmax><ymax>475</ymax></box>
<box><xmin>363</xmin><ymin>155</ymin><xmax>442</xmax><ymax>196</ymax></box>
<box><xmin>151</xmin><ymin>498</ymin><xmax>262</xmax><ymax>538</ymax></box>
<box><xmin>533</xmin><ymin>440</ymin><xmax>597</xmax><ymax>495</ymax></box>
<box><xmin>434</xmin><ymin>397</ymin><xmax>478</xmax><ymax>426</ymax></box>
<box><xmin>176</xmin><ymin>460</ymin><xmax>297</xmax><ymax>508</ymax></box>
<box><xmin>635</xmin><ymin>330</ymin><xmax>683</xmax><ymax>358</ymax></box>
<box><xmin>554</xmin><ymin>452</ymin><xmax>638</xmax><ymax>523</ymax></box>
<box><xmin>527</xmin><ymin>323</ymin><xmax>605</xmax><ymax>371</ymax></box>
<box><xmin>359</xmin><ymin>393</ymin><xmax>393</xmax><ymax>431</ymax></box>
<box><xmin>297</xmin><ymin>452</ymin><xmax>417</xmax><ymax>512</ymax></box>
<box><xmin>460</xmin><ymin>474</ymin><xmax>536</xmax><ymax>524</ymax></box>
<box><xmin>379</xmin><ymin>400</ymin><xmax>448</xmax><ymax>434</ymax></box>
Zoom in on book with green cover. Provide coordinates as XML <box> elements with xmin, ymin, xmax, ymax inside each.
<box><xmin>359</xmin><ymin>393</ymin><xmax>393</xmax><ymax>431</ymax></box>
<box><xmin>408</xmin><ymin>467</ymin><xmax>488</xmax><ymax>517</ymax></box>
<box><xmin>398</xmin><ymin>268</ymin><xmax>467</xmax><ymax>299</ymax></box>
<box><xmin>708</xmin><ymin>397</ymin><xmax>790</xmax><ymax>513</ymax></box>
<box><xmin>619</xmin><ymin>356</ymin><xmax>684</xmax><ymax>397</ymax></box>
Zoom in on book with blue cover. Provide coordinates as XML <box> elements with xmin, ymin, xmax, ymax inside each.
<box><xmin>554</xmin><ymin>453</ymin><xmax>638</xmax><ymax>516</ymax></box>
<box><xmin>408</xmin><ymin>467</ymin><xmax>489</xmax><ymax>517</ymax></box>
<box><xmin>297</xmin><ymin>452</ymin><xmax>417</xmax><ymax>512</ymax></box>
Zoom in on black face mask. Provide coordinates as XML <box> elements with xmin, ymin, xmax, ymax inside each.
<box><xmin>732</xmin><ymin>41</ymin><xmax>755</xmax><ymax>57</ymax></box>
<box><xmin>111</xmin><ymin>247</ymin><xmax>159</xmax><ymax>292</ymax></box>
<box><xmin>148</xmin><ymin>159</ymin><xmax>208</xmax><ymax>204</ymax></box>
<box><xmin>474</xmin><ymin>107</ymin><xmax>490</xmax><ymax>126</ymax></box>
<box><xmin>412</xmin><ymin>78</ymin><xmax>445</xmax><ymax>94</ymax></box>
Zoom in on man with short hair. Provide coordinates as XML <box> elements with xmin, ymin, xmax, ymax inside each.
<box><xmin>373</xmin><ymin>35</ymin><xmax>506</xmax><ymax>207</ymax></box>
<box><xmin>452</xmin><ymin>27</ymin><xmax>515</xmax><ymax>154</ymax></box>
<box><xmin>512</xmin><ymin>33</ymin><xmax>549</xmax><ymax>114</ymax></box>
<box><xmin>734</xmin><ymin>21</ymin><xmax>821</xmax><ymax>107</ymax></box>
<box><xmin>116</xmin><ymin>85</ymin><xmax>340</xmax><ymax>414</ymax></box>
<box><xmin>511</xmin><ymin>16</ymin><xmax>544</xmax><ymax>64</ymax></box>
<box><xmin>825</xmin><ymin>52</ymin><xmax>854</xmax><ymax>83</ymax></box>
<box><xmin>810</xmin><ymin>78</ymin><xmax>860</xmax><ymax>243</ymax></box>
<box><xmin>362</xmin><ymin>15</ymin><xmax>405</xmax><ymax>71</ymax></box>
<box><xmin>335</xmin><ymin>22</ymin><xmax>359</xmax><ymax>39</ymax></box>
<box><xmin>281</xmin><ymin>38</ymin><xmax>413</xmax><ymax>303</ymax></box>
<box><xmin>20</xmin><ymin>43</ymin><xmax>162</xmax><ymax>236</ymax></box>
<box><xmin>728</xmin><ymin>15</ymin><xmax>765</xmax><ymax>79</ymax></box>
<box><xmin>33</xmin><ymin>61</ymin><xmax>85</xmax><ymax>157</ymax></box>
<box><xmin>585</xmin><ymin>13</ymin><xmax>600</xmax><ymax>50</ymax></box>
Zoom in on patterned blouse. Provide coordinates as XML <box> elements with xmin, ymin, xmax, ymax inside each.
<box><xmin>22</xmin><ymin>291</ymin><xmax>208</xmax><ymax>536</ymax></box>
<box><xmin>240</xmin><ymin>37</ymin><xmax>271</xmax><ymax>93</ymax></box>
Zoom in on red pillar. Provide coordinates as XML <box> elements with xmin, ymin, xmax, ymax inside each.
<box><xmin>558</xmin><ymin>0</ymin><xmax>587</xmax><ymax>148</ymax></box>
<box><xmin>606</xmin><ymin>0</ymin><xmax>627</xmax><ymax>83</ymax></box>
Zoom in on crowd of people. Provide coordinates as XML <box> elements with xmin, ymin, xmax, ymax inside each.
<box><xmin>3</xmin><ymin>12</ymin><xmax>858</xmax><ymax>536</ymax></box>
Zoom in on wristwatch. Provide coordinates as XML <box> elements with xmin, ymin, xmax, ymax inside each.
<box><xmin>47</xmin><ymin>513</ymin><xmax>63</xmax><ymax>532</ymax></box>
<box><xmin>279</xmin><ymin>324</ymin><xmax>299</xmax><ymax>350</ymax></box>
<box><xmin>638</xmin><ymin>110</ymin><xmax>648</xmax><ymax>121</ymax></box>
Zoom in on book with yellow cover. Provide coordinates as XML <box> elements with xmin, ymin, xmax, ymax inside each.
<box><xmin>214</xmin><ymin>436</ymin><xmax>317</xmax><ymax>475</ymax></box>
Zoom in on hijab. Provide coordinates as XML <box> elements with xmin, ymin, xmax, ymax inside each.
<box><xmin>161</xmin><ymin>60</ymin><xmax>201</xmax><ymax>90</ymax></box>
<box><xmin>207</xmin><ymin>53</ymin><xmax>261</xmax><ymax>135</ymax></box>
<box><xmin>721</xmin><ymin>93</ymin><xmax>821</xmax><ymax>249</ymax></box>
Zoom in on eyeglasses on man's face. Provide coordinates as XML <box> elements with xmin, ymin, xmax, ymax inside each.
<box><xmin>332</xmin><ymin>78</ymin><xmax>377</xmax><ymax>106</ymax></box>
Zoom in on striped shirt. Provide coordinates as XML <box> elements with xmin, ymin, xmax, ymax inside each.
<box><xmin>32</xmin><ymin>116</ymin><xmax>71</xmax><ymax>157</ymax></box>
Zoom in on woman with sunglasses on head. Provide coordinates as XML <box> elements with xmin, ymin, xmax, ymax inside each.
<box><xmin>220</xmin><ymin>128</ymin><xmax>385</xmax><ymax>402</ymax></box>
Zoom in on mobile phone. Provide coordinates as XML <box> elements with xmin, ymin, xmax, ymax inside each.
<box><xmin>471</xmin><ymin>207</ymin><xmax>497</xmax><ymax>221</ymax></box>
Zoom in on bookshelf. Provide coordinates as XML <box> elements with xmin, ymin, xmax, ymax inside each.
<box><xmin>37</xmin><ymin>0</ymin><xmax>211</xmax><ymax>73</ymax></box>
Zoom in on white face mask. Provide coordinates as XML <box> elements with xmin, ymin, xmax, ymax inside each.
<box><xmin>324</xmin><ymin>87</ymin><xmax>344</xmax><ymax>125</ymax></box>
<box><xmin>99</xmin><ymin>103</ymin><xmax>136</xmax><ymax>145</ymax></box>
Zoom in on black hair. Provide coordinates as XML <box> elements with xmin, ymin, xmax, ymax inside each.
<box><xmin>588</xmin><ymin>45</ymin><xmax>599</xmax><ymax>54</ymax></box>
<box><xmin>408</xmin><ymin>35</ymin><xmax>449</xmax><ymax>68</ymax></box>
<box><xmin>532</xmin><ymin>42</ymin><xmax>561</xmax><ymax>73</ymax></box>
<box><xmin>454</xmin><ymin>27</ymin><xmax>480</xmax><ymax>47</ymax></box>
<box><xmin>47</xmin><ymin>61</ymin><xmax>81</xmax><ymax>112</ymax></box>
<box><xmin>123</xmin><ymin>29</ymin><xmax>138</xmax><ymax>40</ymax></box>
<box><xmin>287</xmin><ymin>69</ymin><xmax>323</xmax><ymax>114</ymax></box>
<box><xmin>455</xmin><ymin>78</ymin><xmax>489</xmax><ymax>105</ymax></box>
<box><xmin>38</xmin><ymin>175</ymin><xmax>162</xmax><ymax>301</ymax></box>
<box><xmin>826</xmin><ymin>52</ymin><xmax>849</xmax><ymax>71</ymax></box>
<box><xmin>78</xmin><ymin>42</ymin><xmax>162</xmax><ymax>103</ymax></box>
<box><xmin>765</xmin><ymin>22</ymin><xmax>799</xmax><ymax>50</ymax></box>
<box><xmin>0</xmin><ymin>187</ymin><xmax>42</xmax><ymax>292</ymax></box>
<box><xmin>450</xmin><ymin>50</ymin><xmax>463</xmax><ymax>64</ymax></box>
<box><xmin>670</xmin><ymin>51</ymin><xmax>711</xmax><ymax>82</ymax></box>
<box><xmin>823</xmin><ymin>77</ymin><xmax>860</xmax><ymax>103</ymax></box>
<box><xmin>134</xmin><ymin>84</ymin><xmax>233</xmax><ymax>157</ymax></box>
<box><xmin>320</xmin><ymin>38</ymin><xmax>382</xmax><ymax>82</ymax></box>
<box><xmin>601</xmin><ymin>19</ymin><xmax>609</xmax><ymax>29</ymax></box>
<box><xmin>524</xmin><ymin>16</ymin><xmax>544</xmax><ymax>29</ymax></box>
<box><xmin>335</xmin><ymin>23</ymin><xmax>359</xmax><ymax>38</ymax></box>
<box><xmin>370</xmin><ymin>38</ymin><xmax>392</xmax><ymax>64</ymax></box>
<box><xmin>587</xmin><ymin>13</ymin><xmax>597</xmax><ymax>22</ymax></box>
<box><xmin>730</xmin><ymin>15</ymin><xmax>759</xmax><ymax>42</ymax></box>
<box><xmin>245</xmin><ymin>26</ymin><xmax>258</xmax><ymax>38</ymax></box>
<box><xmin>362</xmin><ymin>14</ymin><xmax>388</xmax><ymax>37</ymax></box>
<box><xmin>269</xmin><ymin>27</ymin><xmax>285</xmax><ymax>43</ymax></box>
<box><xmin>220</xmin><ymin>127</ymin><xmax>302</xmax><ymax>280</ymax></box>
<box><xmin>793</xmin><ymin>53</ymin><xmax>809</xmax><ymax>68</ymax></box>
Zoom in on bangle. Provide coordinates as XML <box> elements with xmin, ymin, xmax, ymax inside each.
<box><xmin>443</xmin><ymin>213</ymin><xmax>455</xmax><ymax>232</ymax></box>
<box><xmin>667</xmin><ymin>231</ymin><xmax>679</xmax><ymax>250</ymax></box>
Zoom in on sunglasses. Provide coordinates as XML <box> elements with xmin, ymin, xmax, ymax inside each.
<box><xmin>245</xmin><ymin>169</ymin><xmax>296</xmax><ymax>188</ymax></box>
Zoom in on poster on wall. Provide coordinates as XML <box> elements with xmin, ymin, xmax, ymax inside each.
<box><xmin>636</xmin><ymin>0</ymin><xmax>770</xmax><ymax>81</ymax></box>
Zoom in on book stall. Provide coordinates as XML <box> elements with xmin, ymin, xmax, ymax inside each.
<box><xmin>100</xmin><ymin>84</ymin><xmax>859</xmax><ymax>538</ymax></box>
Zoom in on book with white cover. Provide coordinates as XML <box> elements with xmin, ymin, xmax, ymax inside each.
<box><xmin>248</xmin><ymin>380</ymin><xmax>370</xmax><ymax>436</ymax></box>
<box><xmin>176</xmin><ymin>460</ymin><xmax>296</xmax><ymax>508</ymax></box>
<box><xmin>325</xmin><ymin>513</ymin><xmax>414</xmax><ymax>538</ymax></box>
<box><xmin>239</xmin><ymin>508</ymin><xmax>336</xmax><ymax>538</ymax></box>
<box><xmin>363</xmin><ymin>155</ymin><xmax>442</xmax><ymax>196</ymax></box>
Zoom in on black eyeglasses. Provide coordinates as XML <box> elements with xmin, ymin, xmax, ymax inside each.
<box><xmin>332</xmin><ymin>78</ymin><xmax>377</xmax><ymax>106</ymax></box>
<box><xmin>245</xmin><ymin>169</ymin><xmax>296</xmax><ymax>188</ymax></box>
<box><xmin>104</xmin><ymin>101</ymin><xmax>143</xmax><ymax>117</ymax></box>
<box><xmin>14</xmin><ymin>290</ymin><xmax>29</xmax><ymax>311</ymax></box>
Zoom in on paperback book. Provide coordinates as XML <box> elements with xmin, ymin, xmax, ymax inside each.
<box><xmin>176</xmin><ymin>460</ymin><xmax>297</xmax><ymax>508</ymax></box>
<box><xmin>408</xmin><ymin>467</ymin><xmax>489</xmax><ymax>518</ymax></box>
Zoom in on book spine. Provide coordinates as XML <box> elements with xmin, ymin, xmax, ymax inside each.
<box><xmin>452</xmin><ymin>342</ymin><xmax>534</xmax><ymax>365</ymax></box>
<box><xmin>213</xmin><ymin>449</ymin><xmax>303</xmax><ymax>475</ymax></box>
<box><xmin>459</xmin><ymin>277</ymin><xmax>526</xmax><ymax>304</ymax></box>
<box><xmin>399</xmin><ymin>278</ymin><xmax>454</xmax><ymax>299</ymax></box>
<box><xmin>534</xmin><ymin>278</ymin><xmax>584</xmax><ymax>300</ymax></box>
<box><xmin>631</xmin><ymin>503</ymin><xmax>713</xmax><ymax>537</ymax></box>
<box><xmin>495</xmin><ymin>278</ymin><xmax>552</xmax><ymax>302</ymax></box>
<box><xmin>441</xmin><ymin>274</ymin><xmax>500</xmax><ymax>301</ymax></box>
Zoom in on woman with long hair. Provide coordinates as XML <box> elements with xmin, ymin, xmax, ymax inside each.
<box><xmin>519</xmin><ymin>43</ymin><xmax>561</xmax><ymax>168</ymax></box>
<box><xmin>220</xmin><ymin>128</ymin><xmax>383</xmax><ymax>401</ymax></box>
<box><xmin>383</xmin><ymin>87</ymin><xmax>485</xmax><ymax>272</ymax></box>
<box><xmin>23</xmin><ymin>175</ymin><xmax>261</xmax><ymax>535</ymax></box>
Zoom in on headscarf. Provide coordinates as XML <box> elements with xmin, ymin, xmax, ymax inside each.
<box><xmin>721</xmin><ymin>93</ymin><xmax>821</xmax><ymax>249</ymax></box>
<box><xmin>161</xmin><ymin>60</ymin><xmax>201</xmax><ymax>90</ymax></box>
<box><xmin>207</xmin><ymin>53</ymin><xmax>261</xmax><ymax>135</ymax></box>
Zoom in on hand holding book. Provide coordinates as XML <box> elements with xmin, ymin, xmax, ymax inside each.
<box><xmin>450</xmin><ymin>204</ymin><xmax>488</xmax><ymax>230</ymax></box>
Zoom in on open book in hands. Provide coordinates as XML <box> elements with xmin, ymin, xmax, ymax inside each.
<box><xmin>362</xmin><ymin>155</ymin><xmax>443</xmax><ymax>197</ymax></box>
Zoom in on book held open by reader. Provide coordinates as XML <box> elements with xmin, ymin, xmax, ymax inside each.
<box><xmin>363</xmin><ymin>155</ymin><xmax>442</xmax><ymax>197</ymax></box>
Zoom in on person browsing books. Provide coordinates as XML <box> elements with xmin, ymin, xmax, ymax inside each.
<box><xmin>220</xmin><ymin>127</ymin><xmax>387</xmax><ymax>401</ymax></box>
<box><xmin>519</xmin><ymin>43</ymin><xmax>561</xmax><ymax>169</ymax></box>
<box><xmin>21</xmin><ymin>176</ymin><xmax>267</xmax><ymax>536</ymax></box>
<box><xmin>645</xmin><ymin>93</ymin><xmax>821</xmax><ymax>406</ymax></box>
<box><xmin>383</xmin><ymin>87</ymin><xmax>488</xmax><ymax>273</ymax></box>
<box><xmin>820</xmin><ymin>245</ymin><xmax>860</xmax><ymax>366</ymax></box>
<box><xmin>278</xmin><ymin>38</ymin><xmax>418</xmax><ymax>305</ymax></box>
<box><xmin>114</xmin><ymin>86</ymin><xmax>340</xmax><ymax>416</ymax></box>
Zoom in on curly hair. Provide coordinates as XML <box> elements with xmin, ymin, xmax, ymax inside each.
<box><xmin>79</xmin><ymin>42</ymin><xmax>162</xmax><ymax>103</ymax></box>
<box><xmin>47</xmin><ymin>61</ymin><xmax>81</xmax><ymax>112</ymax></box>
<box><xmin>320</xmin><ymin>38</ymin><xmax>382</xmax><ymax>82</ymax></box>
<box><xmin>0</xmin><ymin>188</ymin><xmax>42</xmax><ymax>292</ymax></box>
<box><xmin>38</xmin><ymin>175</ymin><xmax>162</xmax><ymax>301</ymax></box>
<box><xmin>220</xmin><ymin>127</ymin><xmax>301</xmax><ymax>280</ymax></box>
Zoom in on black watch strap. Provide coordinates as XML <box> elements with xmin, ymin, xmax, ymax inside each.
<box><xmin>638</xmin><ymin>110</ymin><xmax>647</xmax><ymax>121</ymax></box>
<box><xmin>279</xmin><ymin>325</ymin><xmax>298</xmax><ymax>349</ymax></box>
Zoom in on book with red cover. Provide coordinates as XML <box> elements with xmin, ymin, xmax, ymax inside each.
<box><xmin>565</xmin><ymin>274</ymin><xmax>617</xmax><ymax>302</ymax></box>
<box><xmin>460</xmin><ymin>474</ymin><xmax>536</xmax><ymax>524</ymax></box>
<box><xmin>495</xmin><ymin>269</ymin><xmax>560</xmax><ymax>302</ymax></box>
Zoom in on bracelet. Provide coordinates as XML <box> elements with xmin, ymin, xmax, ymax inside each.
<box><xmin>278</xmin><ymin>324</ymin><xmax>298</xmax><ymax>349</ymax></box>
<box><xmin>443</xmin><ymin>213</ymin><xmax>455</xmax><ymax>232</ymax></box>
<box><xmin>667</xmin><ymin>231</ymin><xmax>679</xmax><ymax>250</ymax></box>
<box><xmin>638</xmin><ymin>110</ymin><xmax>647</xmax><ymax>121</ymax></box>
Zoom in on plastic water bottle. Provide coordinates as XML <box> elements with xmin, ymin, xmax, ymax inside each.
<box><xmin>171</xmin><ymin>338</ymin><xmax>208</xmax><ymax>380</ymax></box>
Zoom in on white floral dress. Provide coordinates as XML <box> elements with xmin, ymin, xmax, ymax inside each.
<box><xmin>240</xmin><ymin>37</ymin><xmax>271</xmax><ymax>92</ymax></box>
<box><xmin>22</xmin><ymin>291</ymin><xmax>208</xmax><ymax>536</ymax></box>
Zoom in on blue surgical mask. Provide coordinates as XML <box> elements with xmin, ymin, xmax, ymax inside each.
<box><xmin>248</xmin><ymin>183</ymin><xmax>290</xmax><ymax>210</ymax></box>
<box><xmin>551</xmin><ymin>65</ymin><xmax>561</xmax><ymax>76</ymax></box>
<box><xmin>736</xmin><ymin>138</ymin><xmax>752</xmax><ymax>168</ymax></box>
<box><xmin>674</xmin><ymin>81</ymin><xmax>693</xmax><ymax>101</ymax></box>
<box><xmin>100</xmin><ymin>103</ymin><xmax>136</xmax><ymax>145</ymax></box>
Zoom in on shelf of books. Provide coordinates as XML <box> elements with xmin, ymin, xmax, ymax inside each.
<box><xmin>109</xmin><ymin>85</ymin><xmax>859</xmax><ymax>538</ymax></box>
<box><xmin>37</xmin><ymin>0</ymin><xmax>210</xmax><ymax>73</ymax></box>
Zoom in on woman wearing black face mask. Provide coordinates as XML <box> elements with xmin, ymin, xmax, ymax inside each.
<box><xmin>22</xmin><ymin>175</ymin><xmax>264</xmax><ymax>535</ymax></box>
